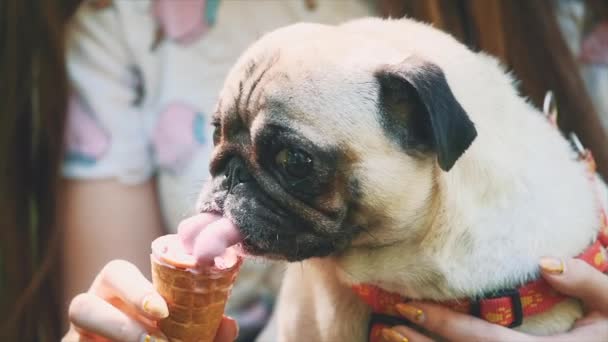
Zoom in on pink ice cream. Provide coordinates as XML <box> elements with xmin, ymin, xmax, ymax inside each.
<box><xmin>166</xmin><ymin>213</ymin><xmax>244</xmax><ymax>269</ymax></box>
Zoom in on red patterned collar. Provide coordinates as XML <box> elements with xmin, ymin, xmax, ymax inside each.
<box><xmin>352</xmin><ymin>96</ymin><xmax>608</xmax><ymax>341</ymax></box>
<box><xmin>354</xmin><ymin>228</ymin><xmax>608</xmax><ymax>341</ymax></box>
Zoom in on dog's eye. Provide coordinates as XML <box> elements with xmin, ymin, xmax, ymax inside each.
<box><xmin>275</xmin><ymin>148</ymin><xmax>313</xmax><ymax>179</ymax></box>
<box><xmin>212</xmin><ymin>122</ymin><xmax>220</xmax><ymax>146</ymax></box>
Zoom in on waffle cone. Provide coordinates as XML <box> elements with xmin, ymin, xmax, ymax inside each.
<box><xmin>151</xmin><ymin>255</ymin><xmax>241</xmax><ymax>342</ymax></box>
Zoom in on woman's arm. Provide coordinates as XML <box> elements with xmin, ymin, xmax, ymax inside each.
<box><xmin>59</xmin><ymin>1</ymin><xmax>162</xmax><ymax>326</ymax></box>
<box><xmin>59</xmin><ymin>178</ymin><xmax>165</xmax><ymax>329</ymax></box>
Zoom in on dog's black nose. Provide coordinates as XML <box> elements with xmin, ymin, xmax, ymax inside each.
<box><xmin>225</xmin><ymin>157</ymin><xmax>252</xmax><ymax>192</ymax></box>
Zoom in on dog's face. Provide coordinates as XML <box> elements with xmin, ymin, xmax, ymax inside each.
<box><xmin>197</xmin><ymin>21</ymin><xmax>477</xmax><ymax>262</ymax></box>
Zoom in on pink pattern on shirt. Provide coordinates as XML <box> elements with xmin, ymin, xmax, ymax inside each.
<box><xmin>153</xmin><ymin>0</ymin><xmax>208</xmax><ymax>45</ymax></box>
<box><xmin>64</xmin><ymin>95</ymin><xmax>110</xmax><ymax>161</ymax></box>
<box><xmin>153</xmin><ymin>102</ymin><xmax>203</xmax><ymax>173</ymax></box>
<box><xmin>580</xmin><ymin>22</ymin><xmax>608</xmax><ymax>65</ymax></box>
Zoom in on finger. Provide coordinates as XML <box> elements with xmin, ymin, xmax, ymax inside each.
<box><xmin>177</xmin><ymin>213</ymin><xmax>221</xmax><ymax>253</ymax></box>
<box><xmin>573</xmin><ymin>311</ymin><xmax>608</xmax><ymax>329</ymax></box>
<box><xmin>62</xmin><ymin>327</ymin><xmax>80</xmax><ymax>342</ymax></box>
<box><xmin>90</xmin><ymin>259</ymin><xmax>169</xmax><ymax>320</ymax></box>
<box><xmin>540</xmin><ymin>257</ymin><xmax>608</xmax><ymax>313</ymax></box>
<box><xmin>104</xmin><ymin>296</ymin><xmax>159</xmax><ymax>331</ymax></box>
<box><xmin>380</xmin><ymin>325</ymin><xmax>433</xmax><ymax>342</ymax></box>
<box><xmin>62</xmin><ymin>327</ymin><xmax>106</xmax><ymax>342</ymax></box>
<box><xmin>393</xmin><ymin>302</ymin><xmax>530</xmax><ymax>342</ymax></box>
<box><xmin>72</xmin><ymin>326</ymin><xmax>111</xmax><ymax>342</ymax></box>
<box><xmin>536</xmin><ymin>313</ymin><xmax>608</xmax><ymax>342</ymax></box>
<box><xmin>214</xmin><ymin>316</ymin><xmax>239</xmax><ymax>342</ymax></box>
<box><xmin>68</xmin><ymin>293</ymin><xmax>168</xmax><ymax>342</ymax></box>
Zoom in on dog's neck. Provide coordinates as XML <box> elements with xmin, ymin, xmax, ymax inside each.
<box><xmin>334</xmin><ymin>132</ymin><xmax>602</xmax><ymax>301</ymax></box>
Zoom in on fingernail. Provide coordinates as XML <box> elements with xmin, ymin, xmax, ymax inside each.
<box><xmin>381</xmin><ymin>328</ymin><xmax>409</xmax><ymax>342</ymax></box>
<box><xmin>540</xmin><ymin>257</ymin><xmax>565</xmax><ymax>275</ymax></box>
<box><xmin>395</xmin><ymin>303</ymin><xmax>425</xmax><ymax>323</ymax></box>
<box><xmin>142</xmin><ymin>293</ymin><xmax>169</xmax><ymax>318</ymax></box>
<box><xmin>140</xmin><ymin>333</ymin><xmax>169</xmax><ymax>342</ymax></box>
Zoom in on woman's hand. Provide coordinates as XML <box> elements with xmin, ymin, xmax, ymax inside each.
<box><xmin>381</xmin><ymin>257</ymin><xmax>608</xmax><ymax>342</ymax></box>
<box><xmin>62</xmin><ymin>259</ymin><xmax>238</xmax><ymax>342</ymax></box>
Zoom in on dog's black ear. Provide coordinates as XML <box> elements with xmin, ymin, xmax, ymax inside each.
<box><xmin>375</xmin><ymin>56</ymin><xmax>477</xmax><ymax>171</ymax></box>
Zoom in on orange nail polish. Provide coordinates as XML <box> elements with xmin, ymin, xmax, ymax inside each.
<box><xmin>142</xmin><ymin>293</ymin><xmax>169</xmax><ymax>318</ymax></box>
<box><xmin>140</xmin><ymin>333</ymin><xmax>168</xmax><ymax>342</ymax></box>
<box><xmin>381</xmin><ymin>328</ymin><xmax>409</xmax><ymax>342</ymax></box>
<box><xmin>395</xmin><ymin>303</ymin><xmax>425</xmax><ymax>323</ymax></box>
<box><xmin>540</xmin><ymin>257</ymin><xmax>565</xmax><ymax>275</ymax></box>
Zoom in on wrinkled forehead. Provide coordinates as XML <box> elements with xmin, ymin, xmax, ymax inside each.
<box><xmin>214</xmin><ymin>49</ymin><xmax>382</xmax><ymax>148</ymax></box>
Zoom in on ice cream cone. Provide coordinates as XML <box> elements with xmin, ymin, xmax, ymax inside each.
<box><xmin>151</xmin><ymin>234</ymin><xmax>242</xmax><ymax>342</ymax></box>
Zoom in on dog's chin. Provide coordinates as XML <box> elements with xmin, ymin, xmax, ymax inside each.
<box><xmin>230</xmin><ymin>214</ymin><xmax>356</xmax><ymax>262</ymax></box>
<box><xmin>239</xmin><ymin>232</ymin><xmax>338</xmax><ymax>262</ymax></box>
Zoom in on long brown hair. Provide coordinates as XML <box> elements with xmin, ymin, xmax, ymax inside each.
<box><xmin>379</xmin><ymin>0</ymin><xmax>608</xmax><ymax>176</ymax></box>
<box><xmin>0</xmin><ymin>0</ymin><xmax>80</xmax><ymax>340</ymax></box>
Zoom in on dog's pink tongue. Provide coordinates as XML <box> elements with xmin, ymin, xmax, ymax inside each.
<box><xmin>176</xmin><ymin>213</ymin><xmax>243</xmax><ymax>267</ymax></box>
<box><xmin>191</xmin><ymin>217</ymin><xmax>243</xmax><ymax>267</ymax></box>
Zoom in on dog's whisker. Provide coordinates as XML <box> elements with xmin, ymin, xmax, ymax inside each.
<box><xmin>190</xmin><ymin>178</ymin><xmax>210</xmax><ymax>187</ymax></box>
<box><xmin>288</xmin><ymin>176</ymin><xmax>313</xmax><ymax>187</ymax></box>
<box><xmin>358</xmin><ymin>226</ymin><xmax>379</xmax><ymax>243</ymax></box>
<box><xmin>186</xmin><ymin>179</ymin><xmax>211</xmax><ymax>199</ymax></box>
<box><xmin>340</xmin><ymin>267</ymin><xmax>357</xmax><ymax>280</ymax></box>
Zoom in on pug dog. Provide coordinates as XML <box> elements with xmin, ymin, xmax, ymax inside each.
<box><xmin>196</xmin><ymin>17</ymin><xmax>607</xmax><ymax>341</ymax></box>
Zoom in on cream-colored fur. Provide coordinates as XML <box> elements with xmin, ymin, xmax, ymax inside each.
<box><xmin>213</xmin><ymin>18</ymin><xmax>607</xmax><ymax>341</ymax></box>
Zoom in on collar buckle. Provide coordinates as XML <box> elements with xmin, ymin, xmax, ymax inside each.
<box><xmin>470</xmin><ymin>288</ymin><xmax>524</xmax><ymax>328</ymax></box>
